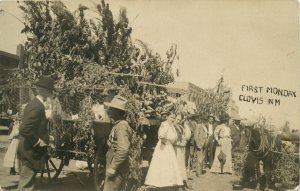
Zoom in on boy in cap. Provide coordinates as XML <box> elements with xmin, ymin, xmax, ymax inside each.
<box><xmin>18</xmin><ymin>76</ymin><xmax>55</xmax><ymax>191</ymax></box>
<box><xmin>103</xmin><ymin>95</ymin><xmax>132</xmax><ymax>191</ymax></box>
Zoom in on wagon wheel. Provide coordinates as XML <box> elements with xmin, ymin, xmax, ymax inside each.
<box><xmin>93</xmin><ymin>144</ymin><xmax>106</xmax><ymax>191</ymax></box>
<box><xmin>37</xmin><ymin>156</ymin><xmax>65</xmax><ymax>186</ymax></box>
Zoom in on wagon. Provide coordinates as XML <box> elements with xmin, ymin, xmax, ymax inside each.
<box><xmin>37</xmin><ymin>117</ymin><xmax>161</xmax><ymax>191</ymax></box>
<box><xmin>35</xmin><ymin>119</ymin><xmax>108</xmax><ymax>189</ymax></box>
<box><xmin>1</xmin><ymin>86</ymin><xmax>163</xmax><ymax>190</ymax></box>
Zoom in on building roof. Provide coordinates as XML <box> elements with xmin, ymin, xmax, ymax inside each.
<box><xmin>167</xmin><ymin>82</ymin><xmax>204</xmax><ymax>95</ymax></box>
<box><xmin>0</xmin><ymin>50</ymin><xmax>19</xmax><ymax>68</ymax></box>
<box><xmin>0</xmin><ymin>50</ymin><xmax>20</xmax><ymax>87</ymax></box>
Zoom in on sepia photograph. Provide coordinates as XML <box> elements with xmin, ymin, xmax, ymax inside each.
<box><xmin>0</xmin><ymin>0</ymin><xmax>299</xmax><ymax>191</ymax></box>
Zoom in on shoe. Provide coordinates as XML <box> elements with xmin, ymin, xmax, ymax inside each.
<box><xmin>183</xmin><ymin>181</ymin><xmax>193</xmax><ymax>190</ymax></box>
<box><xmin>9</xmin><ymin>168</ymin><xmax>17</xmax><ymax>175</ymax></box>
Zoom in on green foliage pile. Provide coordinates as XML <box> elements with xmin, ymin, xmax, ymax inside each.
<box><xmin>17</xmin><ymin>0</ymin><xmax>177</xmax><ymax>189</ymax></box>
<box><xmin>196</xmin><ymin>76</ymin><xmax>231</xmax><ymax>120</ymax></box>
<box><xmin>273</xmin><ymin>149</ymin><xmax>299</xmax><ymax>188</ymax></box>
<box><xmin>233</xmin><ymin>148</ymin><xmax>249</xmax><ymax>176</ymax></box>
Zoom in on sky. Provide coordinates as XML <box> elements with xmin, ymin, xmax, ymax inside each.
<box><xmin>0</xmin><ymin>0</ymin><xmax>299</xmax><ymax>129</ymax></box>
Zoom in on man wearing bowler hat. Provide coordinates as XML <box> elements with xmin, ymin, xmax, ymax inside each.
<box><xmin>103</xmin><ymin>95</ymin><xmax>132</xmax><ymax>191</ymax></box>
<box><xmin>18</xmin><ymin>76</ymin><xmax>55</xmax><ymax>191</ymax></box>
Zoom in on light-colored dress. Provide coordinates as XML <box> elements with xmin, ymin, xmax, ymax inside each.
<box><xmin>174</xmin><ymin>122</ymin><xmax>191</xmax><ymax>180</ymax></box>
<box><xmin>3</xmin><ymin>120</ymin><xmax>20</xmax><ymax>171</ymax></box>
<box><xmin>210</xmin><ymin>124</ymin><xmax>233</xmax><ymax>174</ymax></box>
<box><xmin>145</xmin><ymin>121</ymin><xmax>183</xmax><ymax>187</ymax></box>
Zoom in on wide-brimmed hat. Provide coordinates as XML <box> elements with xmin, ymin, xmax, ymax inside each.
<box><xmin>34</xmin><ymin>76</ymin><xmax>55</xmax><ymax>90</ymax></box>
<box><xmin>219</xmin><ymin>113</ymin><xmax>231</xmax><ymax>122</ymax></box>
<box><xmin>104</xmin><ymin>95</ymin><xmax>127</xmax><ymax>111</ymax></box>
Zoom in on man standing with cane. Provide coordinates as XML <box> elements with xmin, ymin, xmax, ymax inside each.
<box><xmin>18</xmin><ymin>76</ymin><xmax>55</xmax><ymax>191</ymax></box>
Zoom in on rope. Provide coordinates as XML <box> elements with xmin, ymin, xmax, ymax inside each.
<box><xmin>136</xmin><ymin>81</ymin><xmax>167</xmax><ymax>87</ymax></box>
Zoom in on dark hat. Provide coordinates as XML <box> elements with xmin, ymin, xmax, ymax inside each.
<box><xmin>219</xmin><ymin>113</ymin><xmax>231</xmax><ymax>122</ymax></box>
<box><xmin>34</xmin><ymin>76</ymin><xmax>55</xmax><ymax>90</ymax></box>
<box><xmin>208</xmin><ymin>114</ymin><xmax>215</xmax><ymax>120</ymax></box>
<box><xmin>104</xmin><ymin>95</ymin><xmax>127</xmax><ymax>111</ymax></box>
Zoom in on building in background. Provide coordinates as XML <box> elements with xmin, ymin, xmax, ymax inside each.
<box><xmin>166</xmin><ymin>81</ymin><xmax>205</xmax><ymax>106</ymax></box>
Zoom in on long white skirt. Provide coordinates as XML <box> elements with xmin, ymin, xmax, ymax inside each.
<box><xmin>3</xmin><ymin>139</ymin><xmax>19</xmax><ymax>170</ymax></box>
<box><xmin>145</xmin><ymin>140</ymin><xmax>183</xmax><ymax>187</ymax></box>
<box><xmin>174</xmin><ymin>146</ymin><xmax>188</xmax><ymax>181</ymax></box>
<box><xmin>210</xmin><ymin>138</ymin><xmax>233</xmax><ymax>174</ymax></box>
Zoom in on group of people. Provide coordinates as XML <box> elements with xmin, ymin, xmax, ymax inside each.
<box><xmin>143</xmin><ymin>110</ymin><xmax>242</xmax><ymax>190</ymax></box>
<box><xmin>2</xmin><ymin>75</ymin><xmax>242</xmax><ymax>191</ymax></box>
<box><xmin>145</xmin><ymin>113</ymin><xmax>191</xmax><ymax>190</ymax></box>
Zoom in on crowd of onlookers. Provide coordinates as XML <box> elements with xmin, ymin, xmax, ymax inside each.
<box><xmin>143</xmin><ymin>110</ymin><xmax>243</xmax><ymax>190</ymax></box>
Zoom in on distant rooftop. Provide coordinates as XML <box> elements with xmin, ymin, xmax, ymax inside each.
<box><xmin>166</xmin><ymin>81</ymin><xmax>204</xmax><ymax>96</ymax></box>
<box><xmin>0</xmin><ymin>50</ymin><xmax>20</xmax><ymax>68</ymax></box>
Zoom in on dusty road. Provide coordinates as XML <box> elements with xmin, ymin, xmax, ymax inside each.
<box><xmin>0</xmin><ymin>135</ymin><xmax>274</xmax><ymax>191</ymax></box>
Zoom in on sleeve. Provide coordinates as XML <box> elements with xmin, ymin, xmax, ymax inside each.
<box><xmin>9</xmin><ymin>121</ymin><xmax>19</xmax><ymax>139</ymax></box>
<box><xmin>184</xmin><ymin>123</ymin><xmax>192</xmax><ymax>142</ymax></box>
<box><xmin>214</xmin><ymin>125</ymin><xmax>221</xmax><ymax>141</ymax></box>
<box><xmin>19</xmin><ymin>106</ymin><xmax>42</xmax><ymax>144</ymax></box>
<box><xmin>194</xmin><ymin>124</ymin><xmax>205</xmax><ymax>149</ymax></box>
<box><xmin>109</xmin><ymin>122</ymin><xmax>131</xmax><ymax>171</ymax></box>
<box><xmin>158</xmin><ymin>121</ymin><xmax>169</xmax><ymax>139</ymax></box>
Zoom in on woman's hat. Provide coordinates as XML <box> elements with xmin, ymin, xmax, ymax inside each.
<box><xmin>34</xmin><ymin>76</ymin><xmax>55</xmax><ymax>90</ymax></box>
<box><xmin>104</xmin><ymin>95</ymin><xmax>127</xmax><ymax>111</ymax></box>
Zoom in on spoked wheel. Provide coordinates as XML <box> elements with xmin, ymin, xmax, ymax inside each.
<box><xmin>93</xmin><ymin>145</ymin><xmax>106</xmax><ymax>191</ymax></box>
<box><xmin>37</xmin><ymin>156</ymin><xmax>65</xmax><ymax>186</ymax></box>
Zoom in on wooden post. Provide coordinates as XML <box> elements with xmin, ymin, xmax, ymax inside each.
<box><xmin>16</xmin><ymin>44</ymin><xmax>26</xmax><ymax>106</ymax></box>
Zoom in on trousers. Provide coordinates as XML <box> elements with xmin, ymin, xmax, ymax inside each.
<box><xmin>196</xmin><ymin>148</ymin><xmax>206</xmax><ymax>175</ymax></box>
<box><xmin>18</xmin><ymin>160</ymin><xmax>37</xmax><ymax>191</ymax></box>
<box><xmin>103</xmin><ymin>173</ymin><xmax>124</xmax><ymax>191</ymax></box>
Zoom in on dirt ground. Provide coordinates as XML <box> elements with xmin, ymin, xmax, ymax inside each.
<box><xmin>0</xmin><ymin>135</ymin><xmax>277</xmax><ymax>191</ymax></box>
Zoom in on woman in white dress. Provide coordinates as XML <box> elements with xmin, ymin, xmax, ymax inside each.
<box><xmin>174</xmin><ymin>114</ymin><xmax>191</xmax><ymax>189</ymax></box>
<box><xmin>3</xmin><ymin>119</ymin><xmax>20</xmax><ymax>175</ymax></box>
<box><xmin>145</xmin><ymin>113</ymin><xmax>184</xmax><ymax>189</ymax></box>
<box><xmin>210</xmin><ymin>114</ymin><xmax>233</xmax><ymax>174</ymax></box>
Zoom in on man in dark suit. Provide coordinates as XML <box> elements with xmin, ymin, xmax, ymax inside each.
<box><xmin>205</xmin><ymin>114</ymin><xmax>217</xmax><ymax>169</ymax></box>
<box><xmin>103</xmin><ymin>95</ymin><xmax>132</xmax><ymax>191</ymax></box>
<box><xmin>18</xmin><ymin>76</ymin><xmax>55</xmax><ymax>191</ymax></box>
<box><xmin>230</xmin><ymin>115</ymin><xmax>242</xmax><ymax>152</ymax></box>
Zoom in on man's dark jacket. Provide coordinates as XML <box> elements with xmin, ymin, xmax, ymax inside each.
<box><xmin>18</xmin><ymin>97</ymin><xmax>49</xmax><ymax>171</ymax></box>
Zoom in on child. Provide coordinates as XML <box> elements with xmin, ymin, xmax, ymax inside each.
<box><xmin>3</xmin><ymin>119</ymin><xmax>20</xmax><ymax>175</ymax></box>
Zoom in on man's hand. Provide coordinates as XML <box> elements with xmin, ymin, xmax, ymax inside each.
<box><xmin>49</xmin><ymin>135</ymin><xmax>54</xmax><ymax>142</ymax></box>
<box><xmin>106</xmin><ymin>168</ymin><xmax>116</xmax><ymax>178</ymax></box>
<box><xmin>39</xmin><ymin>140</ymin><xmax>48</xmax><ymax>147</ymax></box>
<box><xmin>34</xmin><ymin>138</ymin><xmax>48</xmax><ymax>147</ymax></box>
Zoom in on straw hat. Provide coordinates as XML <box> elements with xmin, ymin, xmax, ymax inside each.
<box><xmin>104</xmin><ymin>95</ymin><xmax>127</xmax><ymax>111</ymax></box>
